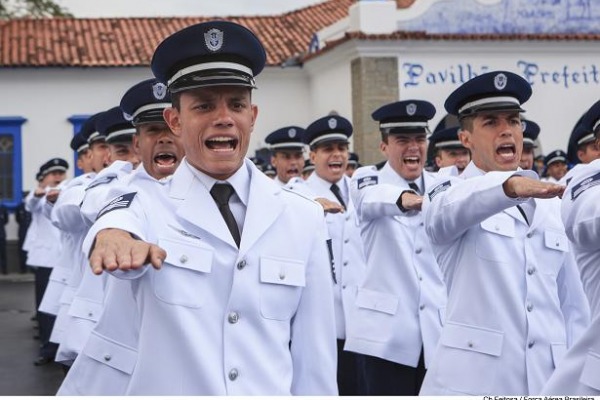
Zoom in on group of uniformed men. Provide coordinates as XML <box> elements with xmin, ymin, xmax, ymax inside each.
<box><xmin>22</xmin><ymin>20</ymin><xmax>600</xmax><ymax>396</ymax></box>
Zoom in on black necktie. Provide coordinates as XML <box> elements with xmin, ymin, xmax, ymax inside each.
<box><xmin>330</xmin><ymin>183</ymin><xmax>346</xmax><ymax>208</ymax></box>
<box><xmin>408</xmin><ymin>181</ymin><xmax>421</xmax><ymax>195</ymax></box>
<box><xmin>210</xmin><ymin>183</ymin><xmax>241</xmax><ymax>248</ymax></box>
<box><xmin>516</xmin><ymin>205</ymin><xmax>529</xmax><ymax>226</ymax></box>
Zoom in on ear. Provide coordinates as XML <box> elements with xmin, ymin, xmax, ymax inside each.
<box><xmin>163</xmin><ymin>107</ymin><xmax>182</xmax><ymax>137</ymax></box>
<box><xmin>132</xmin><ymin>134</ymin><xmax>141</xmax><ymax>155</ymax></box>
<box><xmin>458</xmin><ymin>129</ymin><xmax>472</xmax><ymax>150</ymax></box>
<box><xmin>309</xmin><ymin>150</ymin><xmax>317</xmax><ymax>164</ymax></box>
<box><xmin>250</xmin><ymin>104</ymin><xmax>258</xmax><ymax>130</ymax></box>
<box><xmin>434</xmin><ymin>156</ymin><xmax>443</xmax><ymax>168</ymax></box>
<box><xmin>379</xmin><ymin>140</ymin><xmax>388</xmax><ymax>157</ymax></box>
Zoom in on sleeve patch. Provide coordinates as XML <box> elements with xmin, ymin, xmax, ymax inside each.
<box><xmin>357</xmin><ymin>175</ymin><xmax>378</xmax><ymax>190</ymax></box>
<box><xmin>96</xmin><ymin>192</ymin><xmax>137</xmax><ymax>220</ymax></box>
<box><xmin>428</xmin><ymin>180</ymin><xmax>451</xmax><ymax>201</ymax></box>
<box><xmin>86</xmin><ymin>175</ymin><xmax>117</xmax><ymax>191</ymax></box>
<box><xmin>571</xmin><ymin>171</ymin><xmax>600</xmax><ymax>201</ymax></box>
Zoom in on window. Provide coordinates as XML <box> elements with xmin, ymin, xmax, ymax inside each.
<box><xmin>68</xmin><ymin>114</ymin><xmax>91</xmax><ymax>177</ymax></box>
<box><xmin>0</xmin><ymin>117</ymin><xmax>26</xmax><ymax>209</ymax></box>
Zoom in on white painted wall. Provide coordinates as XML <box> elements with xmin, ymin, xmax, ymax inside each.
<box><xmin>0</xmin><ymin>66</ymin><xmax>312</xmax><ymax>194</ymax></box>
<box><xmin>395</xmin><ymin>40</ymin><xmax>600</xmax><ymax>154</ymax></box>
<box><xmin>304</xmin><ymin>45</ymin><xmax>353</xmax><ymax>123</ymax></box>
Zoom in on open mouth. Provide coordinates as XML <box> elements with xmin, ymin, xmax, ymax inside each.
<box><xmin>328</xmin><ymin>161</ymin><xmax>343</xmax><ymax>172</ymax></box>
<box><xmin>153</xmin><ymin>152</ymin><xmax>178</xmax><ymax>169</ymax></box>
<box><xmin>287</xmin><ymin>168</ymin><xmax>299</xmax><ymax>175</ymax></box>
<box><xmin>205</xmin><ymin>136</ymin><xmax>238</xmax><ymax>152</ymax></box>
<box><xmin>496</xmin><ymin>144</ymin><xmax>516</xmax><ymax>160</ymax></box>
<box><xmin>403</xmin><ymin>156</ymin><xmax>420</xmax><ymax>166</ymax></box>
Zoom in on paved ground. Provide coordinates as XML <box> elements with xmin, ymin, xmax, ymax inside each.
<box><xmin>0</xmin><ymin>273</ymin><xmax>64</xmax><ymax>395</ymax></box>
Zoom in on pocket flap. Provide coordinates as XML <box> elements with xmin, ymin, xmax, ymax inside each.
<box><xmin>49</xmin><ymin>267</ymin><xmax>71</xmax><ymax>284</ymax></box>
<box><xmin>480</xmin><ymin>215</ymin><xmax>515</xmax><ymax>237</ymax></box>
<box><xmin>441</xmin><ymin>322</ymin><xmax>504</xmax><ymax>356</ymax></box>
<box><xmin>544</xmin><ymin>230</ymin><xmax>569</xmax><ymax>252</ymax></box>
<box><xmin>68</xmin><ymin>297</ymin><xmax>103</xmax><ymax>322</ymax></box>
<box><xmin>159</xmin><ymin>237</ymin><xmax>213</xmax><ymax>273</ymax></box>
<box><xmin>260</xmin><ymin>256</ymin><xmax>305</xmax><ymax>287</ymax></box>
<box><xmin>355</xmin><ymin>288</ymin><xmax>399</xmax><ymax>315</ymax></box>
<box><xmin>580</xmin><ymin>351</ymin><xmax>600</xmax><ymax>390</ymax></box>
<box><xmin>83</xmin><ymin>332</ymin><xmax>137</xmax><ymax>375</ymax></box>
<box><xmin>551</xmin><ymin>342</ymin><xmax>567</xmax><ymax>367</ymax></box>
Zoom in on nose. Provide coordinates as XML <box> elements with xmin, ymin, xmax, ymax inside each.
<box><xmin>157</xmin><ymin>132</ymin><xmax>173</xmax><ymax>144</ymax></box>
<box><xmin>213</xmin><ymin>102</ymin><xmax>234</xmax><ymax>127</ymax></box>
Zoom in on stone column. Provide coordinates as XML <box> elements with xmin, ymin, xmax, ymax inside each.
<box><xmin>351</xmin><ymin>56</ymin><xmax>399</xmax><ymax>165</ymax></box>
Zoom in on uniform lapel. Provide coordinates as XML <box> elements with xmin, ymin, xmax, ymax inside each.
<box><xmin>170</xmin><ymin>161</ymin><xmax>237</xmax><ymax>247</ymax></box>
<box><xmin>239</xmin><ymin>162</ymin><xmax>285</xmax><ymax>255</ymax></box>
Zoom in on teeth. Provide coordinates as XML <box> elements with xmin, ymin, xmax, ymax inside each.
<box><xmin>207</xmin><ymin>137</ymin><xmax>233</xmax><ymax>142</ymax></box>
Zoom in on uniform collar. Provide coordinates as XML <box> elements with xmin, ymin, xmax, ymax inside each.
<box><xmin>184</xmin><ymin>158</ymin><xmax>250</xmax><ymax>207</ymax></box>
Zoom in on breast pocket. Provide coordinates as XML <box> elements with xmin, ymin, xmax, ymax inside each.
<box><xmin>71</xmin><ymin>332</ymin><xmax>137</xmax><ymax>395</ymax></box>
<box><xmin>434</xmin><ymin>322</ymin><xmax>504</xmax><ymax>395</ymax></box>
<box><xmin>259</xmin><ymin>256</ymin><xmax>305</xmax><ymax>321</ymax></box>
<box><xmin>538</xmin><ymin>229</ymin><xmax>569</xmax><ymax>277</ymax></box>
<box><xmin>476</xmin><ymin>214</ymin><xmax>515</xmax><ymax>263</ymax></box>
<box><xmin>152</xmin><ymin>237</ymin><xmax>213</xmax><ymax>308</ymax></box>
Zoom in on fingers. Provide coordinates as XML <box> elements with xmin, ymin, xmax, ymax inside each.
<box><xmin>504</xmin><ymin>176</ymin><xmax>565</xmax><ymax>199</ymax></box>
<box><xmin>89</xmin><ymin>229</ymin><xmax>157</xmax><ymax>274</ymax></box>
<box><xmin>148</xmin><ymin>245</ymin><xmax>166</xmax><ymax>270</ymax></box>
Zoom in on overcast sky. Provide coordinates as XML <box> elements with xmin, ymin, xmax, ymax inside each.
<box><xmin>57</xmin><ymin>0</ymin><xmax>325</xmax><ymax>17</ymax></box>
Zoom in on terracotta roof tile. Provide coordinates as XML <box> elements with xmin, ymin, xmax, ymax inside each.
<box><xmin>0</xmin><ymin>0</ymin><xmax>353</xmax><ymax>67</ymax></box>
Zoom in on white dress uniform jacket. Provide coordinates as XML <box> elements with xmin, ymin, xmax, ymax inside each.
<box><xmin>420</xmin><ymin>162</ymin><xmax>590</xmax><ymax>395</ymax></box>
<box><xmin>344</xmin><ymin>162</ymin><xmax>447</xmax><ymax>368</ymax></box>
<box><xmin>55</xmin><ymin>161</ymin><xmax>133</xmax><ymax>363</ymax></box>
<box><xmin>542</xmin><ymin>159</ymin><xmax>600</xmax><ymax>395</ymax></box>
<box><xmin>24</xmin><ymin>191</ymin><xmax>61</xmax><ymax>268</ymax></box>
<box><xmin>67</xmin><ymin>159</ymin><xmax>338</xmax><ymax>396</ymax></box>
<box><xmin>58</xmin><ymin>165</ymin><xmax>170</xmax><ymax>394</ymax></box>
<box><xmin>39</xmin><ymin>174</ymin><xmax>94</xmax><ymax>317</ymax></box>
<box><xmin>304</xmin><ymin>173</ymin><xmax>367</xmax><ymax>339</ymax></box>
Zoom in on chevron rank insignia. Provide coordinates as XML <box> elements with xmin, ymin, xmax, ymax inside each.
<box><xmin>96</xmin><ymin>192</ymin><xmax>137</xmax><ymax>220</ymax></box>
<box><xmin>428</xmin><ymin>180</ymin><xmax>451</xmax><ymax>201</ymax></box>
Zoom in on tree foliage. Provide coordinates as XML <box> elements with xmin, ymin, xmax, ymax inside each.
<box><xmin>0</xmin><ymin>0</ymin><xmax>72</xmax><ymax>19</ymax></box>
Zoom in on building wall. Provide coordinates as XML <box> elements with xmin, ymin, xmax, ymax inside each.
<box><xmin>396</xmin><ymin>40</ymin><xmax>600</xmax><ymax>154</ymax></box>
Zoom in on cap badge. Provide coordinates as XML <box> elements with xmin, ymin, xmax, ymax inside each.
<box><xmin>521</xmin><ymin>121</ymin><xmax>527</xmax><ymax>131</ymax></box>
<box><xmin>288</xmin><ymin>128</ymin><xmax>297</xmax><ymax>138</ymax></box>
<box><xmin>328</xmin><ymin>118</ymin><xmax>337</xmax><ymax>129</ymax></box>
<box><xmin>406</xmin><ymin>103</ymin><xmax>417</xmax><ymax>116</ymax></box>
<box><xmin>204</xmin><ymin>28</ymin><xmax>224</xmax><ymax>52</ymax></box>
<box><xmin>152</xmin><ymin>82</ymin><xmax>167</xmax><ymax>100</ymax></box>
<box><xmin>494</xmin><ymin>73</ymin><xmax>507</xmax><ymax>90</ymax></box>
<box><xmin>122</xmin><ymin>112</ymin><xmax>133</xmax><ymax>122</ymax></box>
<box><xmin>53</xmin><ymin>159</ymin><xmax>59</xmax><ymax>165</ymax></box>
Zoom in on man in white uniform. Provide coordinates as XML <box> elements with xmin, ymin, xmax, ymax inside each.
<box><xmin>345</xmin><ymin>100</ymin><xmax>447</xmax><ymax>395</ymax></box>
<box><xmin>542</xmin><ymin>154</ymin><xmax>600</xmax><ymax>394</ymax></box>
<box><xmin>421</xmin><ymin>71</ymin><xmax>590</xmax><ymax>395</ymax></box>
<box><xmin>80</xmin><ymin>21</ymin><xmax>337</xmax><ymax>395</ymax></box>
<box><xmin>264</xmin><ymin>125</ymin><xmax>306</xmax><ymax>187</ymax></box>
<box><xmin>301</xmin><ymin>115</ymin><xmax>367</xmax><ymax>395</ymax></box>
<box><xmin>519</xmin><ymin>119</ymin><xmax>540</xmax><ymax>171</ymax></box>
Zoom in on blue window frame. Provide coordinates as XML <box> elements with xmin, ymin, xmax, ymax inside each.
<box><xmin>0</xmin><ymin>117</ymin><xmax>26</xmax><ymax>210</ymax></box>
<box><xmin>68</xmin><ymin>114</ymin><xmax>90</xmax><ymax>177</ymax></box>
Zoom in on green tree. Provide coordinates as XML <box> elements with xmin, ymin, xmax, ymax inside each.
<box><xmin>0</xmin><ymin>0</ymin><xmax>72</xmax><ymax>18</ymax></box>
